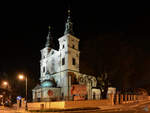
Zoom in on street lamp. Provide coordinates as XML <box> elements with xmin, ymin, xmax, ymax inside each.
<box><xmin>1</xmin><ymin>81</ymin><xmax>8</xmax><ymax>105</ymax></box>
<box><xmin>3</xmin><ymin>81</ymin><xmax>8</xmax><ymax>86</ymax></box>
<box><xmin>18</xmin><ymin>74</ymin><xmax>28</xmax><ymax>111</ymax></box>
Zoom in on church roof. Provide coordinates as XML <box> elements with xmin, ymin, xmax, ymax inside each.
<box><xmin>41</xmin><ymin>79</ymin><xmax>56</xmax><ymax>88</ymax></box>
<box><xmin>64</xmin><ymin>10</ymin><xmax>74</xmax><ymax>35</ymax></box>
<box><xmin>32</xmin><ymin>84</ymin><xmax>42</xmax><ymax>90</ymax></box>
<box><xmin>45</xmin><ymin>26</ymin><xmax>53</xmax><ymax>47</ymax></box>
<box><xmin>45</xmin><ymin>26</ymin><xmax>59</xmax><ymax>50</ymax></box>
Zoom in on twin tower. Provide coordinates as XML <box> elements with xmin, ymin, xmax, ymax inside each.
<box><xmin>40</xmin><ymin>10</ymin><xmax>80</xmax><ymax>83</ymax></box>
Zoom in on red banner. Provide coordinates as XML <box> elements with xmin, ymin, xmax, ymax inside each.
<box><xmin>71</xmin><ymin>85</ymin><xmax>87</xmax><ymax>95</ymax></box>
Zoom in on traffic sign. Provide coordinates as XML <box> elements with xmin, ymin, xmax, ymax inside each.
<box><xmin>17</xmin><ymin>96</ymin><xmax>22</xmax><ymax>100</ymax></box>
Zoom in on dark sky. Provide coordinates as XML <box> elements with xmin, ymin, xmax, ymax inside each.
<box><xmin>0</xmin><ymin>1</ymin><xmax>150</xmax><ymax>89</ymax></box>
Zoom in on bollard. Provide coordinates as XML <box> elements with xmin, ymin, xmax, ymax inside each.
<box><xmin>108</xmin><ymin>94</ymin><xmax>114</xmax><ymax>106</ymax></box>
<box><xmin>120</xmin><ymin>94</ymin><xmax>124</xmax><ymax>104</ymax></box>
<box><xmin>128</xmin><ymin>95</ymin><xmax>130</xmax><ymax>101</ymax></box>
<box><xmin>125</xmin><ymin>94</ymin><xmax>127</xmax><ymax>103</ymax></box>
<box><xmin>115</xmin><ymin>94</ymin><xmax>119</xmax><ymax>104</ymax></box>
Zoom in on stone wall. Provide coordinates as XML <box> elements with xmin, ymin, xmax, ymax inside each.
<box><xmin>64</xmin><ymin>100</ymin><xmax>111</xmax><ymax>109</ymax></box>
<box><xmin>27</xmin><ymin>99</ymin><xmax>111</xmax><ymax>110</ymax></box>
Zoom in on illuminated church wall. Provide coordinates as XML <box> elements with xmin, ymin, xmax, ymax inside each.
<box><xmin>32</xmin><ymin>10</ymin><xmax>98</xmax><ymax>101</ymax></box>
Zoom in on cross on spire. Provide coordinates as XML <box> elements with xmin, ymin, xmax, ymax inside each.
<box><xmin>64</xmin><ymin>9</ymin><xmax>74</xmax><ymax>35</ymax></box>
<box><xmin>45</xmin><ymin>26</ymin><xmax>54</xmax><ymax>48</ymax></box>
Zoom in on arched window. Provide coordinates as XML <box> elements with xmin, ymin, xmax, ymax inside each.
<box><xmin>43</xmin><ymin>67</ymin><xmax>45</xmax><ymax>73</ymax></box>
<box><xmin>72</xmin><ymin>58</ymin><xmax>76</xmax><ymax>65</ymax></box>
<box><xmin>72</xmin><ymin>45</ymin><xmax>75</xmax><ymax>49</ymax></box>
<box><xmin>51</xmin><ymin>51</ymin><xmax>54</xmax><ymax>55</ymax></box>
<box><xmin>62</xmin><ymin>45</ymin><xmax>65</xmax><ymax>49</ymax></box>
<box><xmin>62</xmin><ymin>58</ymin><xmax>65</xmax><ymax>65</ymax></box>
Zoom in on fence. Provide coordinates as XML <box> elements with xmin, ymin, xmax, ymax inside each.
<box><xmin>113</xmin><ymin>93</ymin><xmax>150</xmax><ymax>105</ymax></box>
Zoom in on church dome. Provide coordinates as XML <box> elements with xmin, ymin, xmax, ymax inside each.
<box><xmin>41</xmin><ymin>80</ymin><xmax>55</xmax><ymax>87</ymax></box>
<box><xmin>41</xmin><ymin>72</ymin><xmax>56</xmax><ymax>87</ymax></box>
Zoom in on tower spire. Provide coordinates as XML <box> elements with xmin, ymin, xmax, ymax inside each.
<box><xmin>64</xmin><ymin>9</ymin><xmax>74</xmax><ymax>35</ymax></box>
<box><xmin>45</xmin><ymin>26</ymin><xmax>54</xmax><ymax>48</ymax></box>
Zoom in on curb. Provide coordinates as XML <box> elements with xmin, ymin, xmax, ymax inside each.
<box><xmin>99</xmin><ymin>100</ymin><xmax>150</xmax><ymax>111</ymax></box>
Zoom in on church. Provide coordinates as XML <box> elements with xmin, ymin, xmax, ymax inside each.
<box><xmin>32</xmin><ymin>10</ymin><xmax>100</xmax><ymax>102</ymax></box>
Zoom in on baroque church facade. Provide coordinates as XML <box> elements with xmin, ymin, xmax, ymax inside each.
<box><xmin>32</xmin><ymin>10</ymin><xmax>99</xmax><ymax>102</ymax></box>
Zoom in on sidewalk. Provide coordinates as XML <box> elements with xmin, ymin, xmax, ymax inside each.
<box><xmin>98</xmin><ymin>100</ymin><xmax>150</xmax><ymax>111</ymax></box>
<box><xmin>5</xmin><ymin>100</ymin><xmax>150</xmax><ymax>113</ymax></box>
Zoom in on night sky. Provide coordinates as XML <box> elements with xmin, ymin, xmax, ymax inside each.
<box><xmin>0</xmin><ymin>1</ymin><xmax>150</xmax><ymax>91</ymax></box>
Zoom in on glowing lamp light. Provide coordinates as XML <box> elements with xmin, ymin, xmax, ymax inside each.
<box><xmin>19</xmin><ymin>75</ymin><xmax>24</xmax><ymax>80</ymax></box>
<box><xmin>3</xmin><ymin>81</ymin><xmax>8</xmax><ymax>85</ymax></box>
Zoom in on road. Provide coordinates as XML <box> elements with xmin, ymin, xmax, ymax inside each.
<box><xmin>0</xmin><ymin>102</ymin><xmax>150</xmax><ymax>113</ymax></box>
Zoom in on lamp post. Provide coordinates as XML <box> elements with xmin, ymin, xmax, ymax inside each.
<box><xmin>18</xmin><ymin>74</ymin><xmax>28</xmax><ymax>111</ymax></box>
<box><xmin>2</xmin><ymin>81</ymin><xmax>9</xmax><ymax>89</ymax></box>
<box><xmin>2</xmin><ymin>81</ymin><xmax>8</xmax><ymax>105</ymax></box>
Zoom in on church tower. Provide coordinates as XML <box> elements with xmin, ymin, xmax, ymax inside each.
<box><xmin>56</xmin><ymin>10</ymin><xmax>80</xmax><ymax>99</ymax></box>
<box><xmin>40</xmin><ymin>26</ymin><xmax>56</xmax><ymax>82</ymax></box>
<box><xmin>58</xmin><ymin>10</ymin><xmax>80</xmax><ymax>72</ymax></box>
